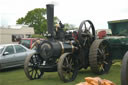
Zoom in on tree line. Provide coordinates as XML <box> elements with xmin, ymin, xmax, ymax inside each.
<box><xmin>16</xmin><ymin>8</ymin><xmax>77</xmax><ymax>34</ymax></box>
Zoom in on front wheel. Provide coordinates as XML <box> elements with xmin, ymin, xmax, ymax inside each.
<box><xmin>24</xmin><ymin>53</ymin><xmax>44</xmax><ymax>80</ymax></box>
<box><xmin>58</xmin><ymin>53</ymin><xmax>78</xmax><ymax>82</ymax></box>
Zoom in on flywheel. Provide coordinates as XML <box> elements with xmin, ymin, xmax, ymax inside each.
<box><xmin>78</xmin><ymin>20</ymin><xmax>95</xmax><ymax>47</ymax></box>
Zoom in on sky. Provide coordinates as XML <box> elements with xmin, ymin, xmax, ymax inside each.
<box><xmin>0</xmin><ymin>0</ymin><xmax>128</xmax><ymax>29</ymax></box>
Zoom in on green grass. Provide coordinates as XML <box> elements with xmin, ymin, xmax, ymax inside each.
<box><xmin>0</xmin><ymin>62</ymin><xmax>121</xmax><ymax>85</ymax></box>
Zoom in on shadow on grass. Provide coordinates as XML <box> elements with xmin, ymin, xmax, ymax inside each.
<box><xmin>34</xmin><ymin>68</ymin><xmax>99</xmax><ymax>84</ymax></box>
<box><xmin>79</xmin><ymin>68</ymin><xmax>99</xmax><ymax>76</ymax></box>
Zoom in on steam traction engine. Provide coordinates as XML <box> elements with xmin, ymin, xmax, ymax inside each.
<box><xmin>24</xmin><ymin>4</ymin><xmax>112</xmax><ymax>82</ymax></box>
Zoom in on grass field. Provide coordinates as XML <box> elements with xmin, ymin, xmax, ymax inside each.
<box><xmin>0</xmin><ymin>62</ymin><xmax>121</xmax><ymax>85</ymax></box>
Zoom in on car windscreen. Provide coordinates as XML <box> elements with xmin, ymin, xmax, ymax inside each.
<box><xmin>20</xmin><ymin>40</ymin><xmax>31</xmax><ymax>48</ymax></box>
<box><xmin>0</xmin><ymin>46</ymin><xmax>4</xmax><ymax>54</ymax></box>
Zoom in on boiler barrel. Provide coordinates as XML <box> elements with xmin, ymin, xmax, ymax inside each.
<box><xmin>39</xmin><ymin>41</ymin><xmax>75</xmax><ymax>59</ymax></box>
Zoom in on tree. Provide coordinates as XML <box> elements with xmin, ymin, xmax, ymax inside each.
<box><xmin>17</xmin><ymin>8</ymin><xmax>59</xmax><ymax>34</ymax></box>
<box><xmin>54</xmin><ymin>16</ymin><xmax>59</xmax><ymax>24</ymax></box>
<box><xmin>64</xmin><ymin>23</ymin><xmax>77</xmax><ymax>31</ymax></box>
<box><xmin>16</xmin><ymin>8</ymin><xmax>47</xmax><ymax>34</ymax></box>
<box><xmin>16</xmin><ymin>17</ymin><xmax>24</xmax><ymax>24</ymax></box>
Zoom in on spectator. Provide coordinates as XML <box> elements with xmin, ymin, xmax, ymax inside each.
<box><xmin>31</xmin><ymin>38</ymin><xmax>40</xmax><ymax>50</ymax></box>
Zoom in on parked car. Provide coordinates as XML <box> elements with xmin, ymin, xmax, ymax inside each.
<box><xmin>19</xmin><ymin>38</ymin><xmax>44</xmax><ymax>49</ymax></box>
<box><xmin>0</xmin><ymin>44</ymin><xmax>35</xmax><ymax>70</ymax></box>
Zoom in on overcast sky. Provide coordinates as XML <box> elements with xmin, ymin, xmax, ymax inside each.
<box><xmin>0</xmin><ymin>0</ymin><xmax>128</xmax><ymax>29</ymax></box>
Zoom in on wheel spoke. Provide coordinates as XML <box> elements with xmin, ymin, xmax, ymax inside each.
<box><xmin>28</xmin><ymin>68</ymin><xmax>34</xmax><ymax>73</ymax></box>
<box><xmin>37</xmin><ymin>70</ymin><xmax>40</xmax><ymax>75</ymax></box>
<box><xmin>34</xmin><ymin>70</ymin><xmax>38</xmax><ymax>79</ymax></box>
<box><xmin>37</xmin><ymin>70</ymin><xmax>40</xmax><ymax>76</ymax></box>
<box><xmin>103</xmin><ymin>45</ymin><xmax>107</xmax><ymax>50</ymax></box>
<box><xmin>69</xmin><ymin>57</ymin><xmax>73</xmax><ymax>65</ymax></box>
<box><xmin>84</xmin><ymin>22</ymin><xmax>87</xmax><ymax>31</ymax></box>
<box><xmin>31</xmin><ymin>69</ymin><xmax>34</xmax><ymax>78</ymax></box>
<box><xmin>100</xmin><ymin>64</ymin><xmax>104</xmax><ymax>71</ymax></box>
<box><xmin>98</xmin><ymin>48</ymin><xmax>103</xmax><ymax>54</ymax></box>
<box><xmin>36</xmin><ymin>70</ymin><xmax>40</xmax><ymax>78</ymax></box>
<box><xmin>103</xmin><ymin>61</ymin><xmax>108</xmax><ymax>64</ymax></box>
<box><xmin>65</xmin><ymin>57</ymin><xmax>69</xmax><ymax>65</ymax></box>
<box><xmin>98</xmin><ymin>44</ymin><xmax>107</xmax><ymax>71</ymax></box>
<box><xmin>88</xmin><ymin>26</ymin><xmax>91</xmax><ymax>31</ymax></box>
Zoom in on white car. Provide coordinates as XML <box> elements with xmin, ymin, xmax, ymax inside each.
<box><xmin>0</xmin><ymin>44</ymin><xmax>36</xmax><ymax>70</ymax></box>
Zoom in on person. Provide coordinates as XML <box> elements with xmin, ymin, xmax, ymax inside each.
<box><xmin>55</xmin><ymin>21</ymin><xmax>65</xmax><ymax>41</ymax></box>
<box><xmin>55</xmin><ymin>21</ymin><xmax>64</xmax><ymax>32</ymax></box>
<box><xmin>31</xmin><ymin>38</ymin><xmax>40</xmax><ymax>50</ymax></box>
<box><xmin>59</xmin><ymin>21</ymin><xmax>64</xmax><ymax>28</ymax></box>
<box><xmin>55</xmin><ymin>24</ymin><xmax>60</xmax><ymax>32</ymax></box>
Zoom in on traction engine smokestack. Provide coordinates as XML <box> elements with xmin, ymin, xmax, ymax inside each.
<box><xmin>46</xmin><ymin>4</ymin><xmax>54</xmax><ymax>40</ymax></box>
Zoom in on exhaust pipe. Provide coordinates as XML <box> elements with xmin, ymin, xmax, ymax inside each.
<box><xmin>46</xmin><ymin>4</ymin><xmax>54</xmax><ymax>39</ymax></box>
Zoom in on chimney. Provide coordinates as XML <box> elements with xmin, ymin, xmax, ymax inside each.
<box><xmin>46</xmin><ymin>4</ymin><xmax>54</xmax><ymax>39</ymax></box>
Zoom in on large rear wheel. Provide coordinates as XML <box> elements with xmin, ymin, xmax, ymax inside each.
<box><xmin>58</xmin><ymin>53</ymin><xmax>78</xmax><ymax>82</ymax></box>
<box><xmin>121</xmin><ymin>51</ymin><xmax>128</xmax><ymax>85</ymax></box>
<box><xmin>89</xmin><ymin>39</ymin><xmax>112</xmax><ymax>74</ymax></box>
<box><xmin>24</xmin><ymin>53</ymin><xmax>44</xmax><ymax>80</ymax></box>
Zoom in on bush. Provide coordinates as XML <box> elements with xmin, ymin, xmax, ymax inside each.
<box><xmin>31</xmin><ymin>34</ymin><xmax>46</xmax><ymax>39</ymax></box>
